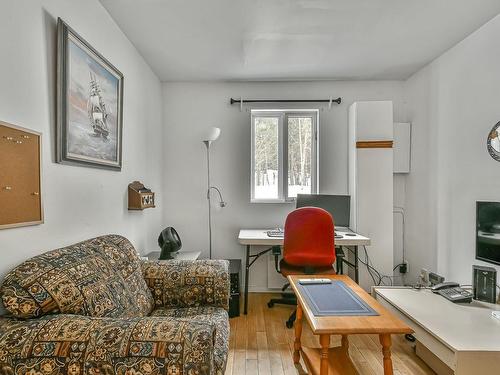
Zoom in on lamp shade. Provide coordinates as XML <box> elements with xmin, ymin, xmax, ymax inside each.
<box><xmin>203</xmin><ymin>127</ymin><xmax>221</xmax><ymax>142</ymax></box>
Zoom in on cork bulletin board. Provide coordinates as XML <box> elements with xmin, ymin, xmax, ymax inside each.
<box><xmin>0</xmin><ymin>121</ymin><xmax>43</xmax><ymax>229</ymax></box>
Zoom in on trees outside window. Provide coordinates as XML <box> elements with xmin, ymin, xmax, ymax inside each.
<box><xmin>251</xmin><ymin>110</ymin><xmax>318</xmax><ymax>202</ymax></box>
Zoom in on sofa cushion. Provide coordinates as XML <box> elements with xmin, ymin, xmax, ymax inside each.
<box><xmin>0</xmin><ymin>313</ymin><xmax>216</xmax><ymax>375</ymax></box>
<box><xmin>151</xmin><ymin>306</ymin><xmax>229</xmax><ymax>375</ymax></box>
<box><xmin>1</xmin><ymin>235</ymin><xmax>153</xmax><ymax>319</ymax></box>
<box><xmin>142</xmin><ymin>259</ymin><xmax>230</xmax><ymax>310</ymax></box>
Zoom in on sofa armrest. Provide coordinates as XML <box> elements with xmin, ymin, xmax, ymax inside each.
<box><xmin>142</xmin><ymin>259</ymin><xmax>230</xmax><ymax>310</ymax></box>
<box><xmin>0</xmin><ymin>314</ymin><xmax>215</xmax><ymax>374</ymax></box>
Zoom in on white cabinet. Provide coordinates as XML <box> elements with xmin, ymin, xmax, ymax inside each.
<box><xmin>349</xmin><ymin>101</ymin><xmax>394</xmax><ymax>290</ymax></box>
<box><xmin>393</xmin><ymin>122</ymin><xmax>411</xmax><ymax>173</ymax></box>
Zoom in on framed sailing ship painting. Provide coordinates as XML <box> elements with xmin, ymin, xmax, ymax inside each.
<box><xmin>57</xmin><ymin>18</ymin><xmax>123</xmax><ymax>170</ymax></box>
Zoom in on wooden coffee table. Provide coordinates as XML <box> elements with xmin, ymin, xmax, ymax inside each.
<box><xmin>289</xmin><ymin>275</ymin><xmax>413</xmax><ymax>375</ymax></box>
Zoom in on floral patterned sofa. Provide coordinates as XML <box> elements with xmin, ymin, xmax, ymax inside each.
<box><xmin>0</xmin><ymin>234</ymin><xmax>230</xmax><ymax>375</ymax></box>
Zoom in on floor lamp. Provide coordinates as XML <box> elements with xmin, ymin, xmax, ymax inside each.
<box><xmin>203</xmin><ymin>127</ymin><xmax>226</xmax><ymax>259</ymax></box>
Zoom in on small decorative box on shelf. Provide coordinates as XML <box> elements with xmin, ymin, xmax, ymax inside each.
<box><xmin>128</xmin><ymin>181</ymin><xmax>155</xmax><ymax>210</ymax></box>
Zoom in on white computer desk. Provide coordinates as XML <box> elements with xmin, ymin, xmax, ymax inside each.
<box><xmin>238</xmin><ymin>228</ymin><xmax>370</xmax><ymax>314</ymax></box>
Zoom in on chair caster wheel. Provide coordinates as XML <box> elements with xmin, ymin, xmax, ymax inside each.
<box><xmin>286</xmin><ymin>320</ymin><xmax>294</xmax><ymax>329</ymax></box>
<box><xmin>267</xmin><ymin>302</ymin><xmax>274</xmax><ymax>308</ymax></box>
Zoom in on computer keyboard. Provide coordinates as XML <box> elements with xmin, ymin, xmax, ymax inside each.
<box><xmin>267</xmin><ymin>228</ymin><xmax>284</xmax><ymax>237</ymax></box>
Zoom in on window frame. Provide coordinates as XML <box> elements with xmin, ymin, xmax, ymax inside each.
<box><xmin>250</xmin><ymin>109</ymin><xmax>319</xmax><ymax>203</ymax></box>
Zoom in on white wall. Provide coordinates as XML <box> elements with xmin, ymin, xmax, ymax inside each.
<box><xmin>0</xmin><ymin>0</ymin><xmax>164</xmax><ymax>289</ymax></box>
<box><xmin>400</xmin><ymin>67</ymin><xmax>440</xmax><ymax>283</ymax></box>
<box><xmin>403</xmin><ymin>14</ymin><xmax>500</xmax><ymax>284</ymax></box>
<box><xmin>162</xmin><ymin>81</ymin><xmax>405</xmax><ymax>290</ymax></box>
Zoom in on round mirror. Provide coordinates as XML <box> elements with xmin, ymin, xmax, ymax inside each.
<box><xmin>487</xmin><ymin>121</ymin><xmax>500</xmax><ymax>161</ymax></box>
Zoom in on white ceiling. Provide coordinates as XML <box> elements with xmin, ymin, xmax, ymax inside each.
<box><xmin>99</xmin><ymin>0</ymin><xmax>500</xmax><ymax>81</ymax></box>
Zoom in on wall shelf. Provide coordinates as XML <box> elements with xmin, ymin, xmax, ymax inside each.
<box><xmin>128</xmin><ymin>181</ymin><xmax>155</xmax><ymax>210</ymax></box>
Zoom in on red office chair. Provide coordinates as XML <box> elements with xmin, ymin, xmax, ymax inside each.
<box><xmin>268</xmin><ymin>207</ymin><xmax>336</xmax><ymax>328</ymax></box>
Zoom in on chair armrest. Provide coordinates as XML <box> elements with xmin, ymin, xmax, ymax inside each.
<box><xmin>142</xmin><ymin>259</ymin><xmax>230</xmax><ymax>310</ymax></box>
<box><xmin>0</xmin><ymin>314</ymin><xmax>215</xmax><ymax>374</ymax></box>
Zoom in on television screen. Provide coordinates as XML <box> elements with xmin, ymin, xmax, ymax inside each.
<box><xmin>476</xmin><ymin>201</ymin><xmax>500</xmax><ymax>266</ymax></box>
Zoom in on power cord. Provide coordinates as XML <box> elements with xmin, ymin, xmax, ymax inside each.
<box><xmin>393</xmin><ymin>206</ymin><xmax>406</xmax><ymax>271</ymax></box>
<box><xmin>360</xmin><ymin>247</ymin><xmax>383</xmax><ymax>285</ymax></box>
<box><xmin>345</xmin><ymin>245</ymin><xmax>397</xmax><ymax>286</ymax></box>
<box><xmin>345</xmin><ymin>246</ymin><xmax>381</xmax><ymax>285</ymax></box>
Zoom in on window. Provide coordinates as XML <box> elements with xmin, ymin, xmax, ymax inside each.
<box><xmin>251</xmin><ymin>110</ymin><xmax>318</xmax><ymax>202</ymax></box>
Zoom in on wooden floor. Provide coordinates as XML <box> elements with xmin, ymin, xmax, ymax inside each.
<box><xmin>225</xmin><ymin>293</ymin><xmax>435</xmax><ymax>375</ymax></box>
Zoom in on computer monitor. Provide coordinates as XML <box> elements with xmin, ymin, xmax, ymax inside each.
<box><xmin>476</xmin><ymin>201</ymin><xmax>500</xmax><ymax>266</ymax></box>
<box><xmin>296</xmin><ymin>194</ymin><xmax>350</xmax><ymax>227</ymax></box>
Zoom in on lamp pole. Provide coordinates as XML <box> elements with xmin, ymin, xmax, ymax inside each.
<box><xmin>204</xmin><ymin>140</ymin><xmax>213</xmax><ymax>259</ymax></box>
<box><xmin>202</xmin><ymin>127</ymin><xmax>225</xmax><ymax>260</ymax></box>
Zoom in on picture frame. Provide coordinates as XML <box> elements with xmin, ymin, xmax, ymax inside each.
<box><xmin>57</xmin><ymin>18</ymin><xmax>123</xmax><ymax>170</ymax></box>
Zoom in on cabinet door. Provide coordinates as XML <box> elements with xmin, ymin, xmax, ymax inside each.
<box><xmin>0</xmin><ymin>123</ymin><xmax>42</xmax><ymax>228</ymax></box>
<box><xmin>394</xmin><ymin>122</ymin><xmax>411</xmax><ymax>173</ymax></box>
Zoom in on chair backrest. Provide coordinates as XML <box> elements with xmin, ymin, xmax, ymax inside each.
<box><xmin>283</xmin><ymin>207</ymin><xmax>335</xmax><ymax>268</ymax></box>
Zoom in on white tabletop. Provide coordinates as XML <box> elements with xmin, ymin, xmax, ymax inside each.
<box><xmin>238</xmin><ymin>229</ymin><xmax>370</xmax><ymax>246</ymax></box>
<box><xmin>374</xmin><ymin>287</ymin><xmax>500</xmax><ymax>352</ymax></box>
<box><xmin>145</xmin><ymin>250</ymin><xmax>201</xmax><ymax>261</ymax></box>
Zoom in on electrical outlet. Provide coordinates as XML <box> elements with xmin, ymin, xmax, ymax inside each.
<box><xmin>399</xmin><ymin>262</ymin><xmax>408</xmax><ymax>274</ymax></box>
<box><xmin>420</xmin><ymin>268</ymin><xmax>429</xmax><ymax>285</ymax></box>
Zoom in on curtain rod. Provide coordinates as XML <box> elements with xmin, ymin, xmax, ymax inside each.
<box><xmin>230</xmin><ymin>97</ymin><xmax>342</xmax><ymax>105</ymax></box>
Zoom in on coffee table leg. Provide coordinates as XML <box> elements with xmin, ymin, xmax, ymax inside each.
<box><xmin>379</xmin><ymin>334</ymin><xmax>393</xmax><ymax>375</ymax></box>
<box><xmin>341</xmin><ymin>334</ymin><xmax>349</xmax><ymax>354</ymax></box>
<box><xmin>293</xmin><ymin>303</ymin><xmax>303</xmax><ymax>363</ymax></box>
<box><xmin>320</xmin><ymin>334</ymin><xmax>330</xmax><ymax>375</ymax></box>
<box><xmin>354</xmin><ymin>246</ymin><xmax>359</xmax><ymax>283</ymax></box>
